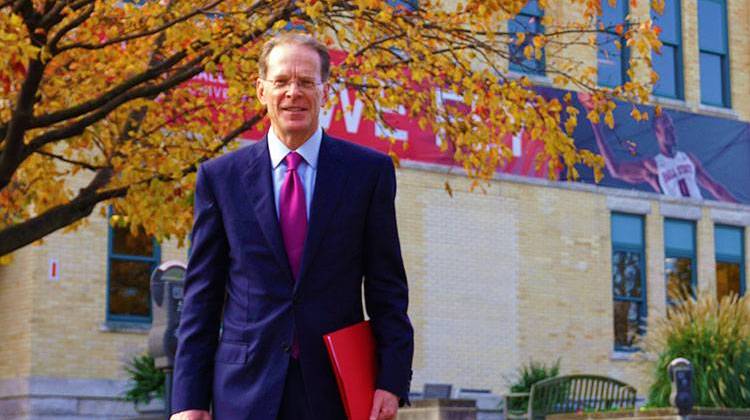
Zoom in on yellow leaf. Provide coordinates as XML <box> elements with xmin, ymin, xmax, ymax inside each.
<box><xmin>605</xmin><ymin>111</ymin><xmax>615</xmax><ymax>129</ymax></box>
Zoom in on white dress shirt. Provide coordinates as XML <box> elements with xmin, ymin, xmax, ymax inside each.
<box><xmin>267</xmin><ymin>127</ymin><xmax>322</xmax><ymax>219</ymax></box>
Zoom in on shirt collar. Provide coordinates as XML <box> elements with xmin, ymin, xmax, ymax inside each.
<box><xmin>267</xmin><ymin>127</ymin><xmax>323</xmax><ymax>169</ymax></box>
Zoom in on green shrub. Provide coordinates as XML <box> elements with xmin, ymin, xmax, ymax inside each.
<box><xmin>123</xmin><ymin>354</ymin><xmax>165</xmax><ymax>405</ymax></box>
<box><xmin>645</xmin><ymin>292</ymin><xmax>750</xmax><ymax>408</ymax></box>
<box><xmin>506</xmin><ymin>359</ymin><xmax>561</xmax><ymax>411</ymax></box>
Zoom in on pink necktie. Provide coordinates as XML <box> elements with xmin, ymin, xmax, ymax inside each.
<box><xmin>280</xmin><ymin>152</ymin><xmax>307</xmax><ymax>279</ymax></box>
<box><xmin>279</xmin><ymin>152</ymin><xmax>306</xmax><ymax>358</ymax></box>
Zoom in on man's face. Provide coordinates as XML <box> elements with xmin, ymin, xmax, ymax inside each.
<box><xmin>654</xmin><ymin>117</ymin><xmax>677</xmax><ymax>155</ymax></box>
<box><xmin>257</xmin><ymin>43</ymin><xmax>326</xmax><ymax>148</ymax></box>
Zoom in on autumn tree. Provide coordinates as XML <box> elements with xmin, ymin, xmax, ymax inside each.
<box><xmin>0</xmin><ymin>0</ymin><xmax>662</xmax><ymax>259</ymax></box>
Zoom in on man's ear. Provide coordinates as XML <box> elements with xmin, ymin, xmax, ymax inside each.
<box><xmin>256</xmin><ymin>78</ymin><xmax>267</xmax><ymax>105</ymax></box>
<box><xmin>321</xmin><ymin>82</ymin><xmax>331</xmax><ymax>107</ymax></box>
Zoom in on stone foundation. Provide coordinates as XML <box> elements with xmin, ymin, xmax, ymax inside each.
<box><xmin>0</xmin><ymin>377</ymin><xmax>143</xmax><ymax>420</ymax></box>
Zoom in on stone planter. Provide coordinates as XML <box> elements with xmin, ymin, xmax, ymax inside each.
<box><xmin>135</xmin><ymin>397</ymin><xmax>165</xmax><ymax>415</ymax></box>
<box><xmin>398</xmin><ymin>399</ymin><xmax>477</xmax><ymax>420</ymax></box>
<box><xmin>548</xmin><ymin>407</ymin><xmax>750</xmax><ymax>420</ymax></box>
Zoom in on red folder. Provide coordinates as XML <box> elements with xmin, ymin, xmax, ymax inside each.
<box><xmin>323</xmin><ymin>321</ymin><xmax>377</xmax><ymax>420</ymax></box>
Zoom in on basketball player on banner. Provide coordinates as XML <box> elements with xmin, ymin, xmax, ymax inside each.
<box><xmin>578</xmin><ymin>93</ymin><xmax>737</xmax><ymax>203</ymax></box>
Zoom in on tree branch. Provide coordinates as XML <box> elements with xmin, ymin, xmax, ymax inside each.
<box><xmin>0</xmin><ymin>168</ymin><xmax>124</xmax><ymax>256</ymax></box>
<box><xmin>34</xmin><ymin>149</ymin><xmax>104</xmax><ymax>171</ymax></box>
<box><xmin>48</xmin><ymin>3</ymin><xmax>95</xmax><ymax>54</ymax></box>
<box><xmin>23</xmin><ymin>52</ymin><xmax>208</xmax><ymax>156</ymax></box>
<box><xmin>27</xmin><ymin>0</ymin><xmax>294</xmax><ymax>149</ymax></box>
<box><xmin>39</xmin><ymin>0</ymin><xmax>73</xmax><ymax>28</ymax></box>
<box><xmin>55</xmin><ymin>0</ymin><xmax>224</xmax><ymax>53</ymax></box>
<box><xmin>0</xmin><ymin>0</ymin><xmax>293</xmax><ymax>256</ymax></box>
<box><xmin>31</xmin><ymin>49</ymin><xmax>189</xmax><ymax>128</ymax></box>
<box><xmin>0</xmin><ymin>59</ymin><xmax>46</xmax><ymax>191</ymax></box>
<box><xmin>0</xmin><ymin>110</ymin><xmax>263</xmax><ymax>256</ymax></box>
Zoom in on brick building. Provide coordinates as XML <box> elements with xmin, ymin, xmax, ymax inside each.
<box><xmin>2</xmin><ymin>0</ymin><xmax>749</xmax><ymax>418</ymax></box>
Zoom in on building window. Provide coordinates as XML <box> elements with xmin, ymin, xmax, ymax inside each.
<box><xmin>598</xmin><ymin>0</ymin><xmax>629</xmax><ymax>87</ymax></box>
<box><xmin>611</xmin><ymin>213</ymin><xmax>647</xmax><ymax>351</ymax></box>
<box><xmin>387</xmin><ymin>0</ymin><xmax>417</xmax><ymax>11</ymax></box>
<box><xmin>509</xmin><ymin>0</ymin><xmax>545</xmax><ymax>75</ymax></box>
<box><xmin>715</xmin><ymin>224</ymin><xmax>745</xmax><ymax>300</ymax></box>
<box><xmin>651</xmin><ymin>0</ymin><xmax>683</xmax><ymax>99</ymax></box>
<box><xmin>698</xmin><ymin>0</ymin><xmax>730</xmax><ymax>107</ymax></box>
<box><xmin>107</xmin><ymin>209</ymin><xmax>160</xmax><ymax>323</ymax></box>
<box><xmin>664</xmin><ymin>218</ymin><xmax>696</xmax><ymax>306</ymax></box>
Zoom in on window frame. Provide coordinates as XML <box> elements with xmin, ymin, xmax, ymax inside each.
<box><xmin>611</xmin><ymin>212</ymin><xmax>648</xmax><ymax>353</ymax></box>
<box><xmin>698</xmin><ymin>0</ymin><xmax>731</xmax><ymax>108</ymax></box>
<box><xmin>664</xmin><ymin>218</ymin><xmax>697</xmax><ymax>306</ymax></box>
<box><xmin>714</xmin><ymin>224</ymin><xmax>745</xmax><ymax>297</ymax></box>
<box><xmin>106</xmin><ymin>207</ymin><xmax>161</xmax><ymax>324</ymax></box>
<box><xmin>651</xmin><ymin>0</ymin><xmax>684</xmax><ymax>99</ymax></box>
<box><xmin>598</xmin><ymin>0</ymin><xmax>630</xmax><ymax>88</ymax></box>
<box><xmin>508</xmin><ymin>0</ymin><xmax>546</xmax><ymax>75</ymax></box>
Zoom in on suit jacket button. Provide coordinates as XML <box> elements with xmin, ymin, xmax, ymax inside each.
<box><xmin>283</xmin><ymin>344</ymin><xmax>291</xmax><ymax>353</ymax></box>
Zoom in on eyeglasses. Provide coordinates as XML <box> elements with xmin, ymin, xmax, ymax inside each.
<box><xmin>261</xmin><ymin>78</ymin><xmax>322</xmax><ymax>91</ymax></box>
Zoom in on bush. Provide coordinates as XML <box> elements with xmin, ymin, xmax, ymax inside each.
<box><xmin>506</xmin><ymin>359</ymin><xmax>560</xmax><ymax>411</ymax></box>
<box><xmin>645</xmin><ymin>292</ymin><xmax>750</xmax><ymax>408</ymax></box>
<box><xmin>123</xmin><ymin>354</ymin><xmax>165</xmax><ymax>405</ymax></box>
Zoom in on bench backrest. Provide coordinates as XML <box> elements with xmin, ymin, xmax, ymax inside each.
<box><xmin>528</xmin><ymin>375</ymin><xmax>637</xmax><ymax>419</ymax></box>
<box><xmin>422</xmin><ymin>383</ymin><xmax>453</xmax><ymax>399</ymax></box>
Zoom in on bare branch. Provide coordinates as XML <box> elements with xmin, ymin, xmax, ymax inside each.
<box><xmin>34</xmin><ymin>149</ymin><xmax>104</xmax><ymax>171</ymax></box>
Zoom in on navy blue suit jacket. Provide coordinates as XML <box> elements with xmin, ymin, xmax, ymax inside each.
<box><xmin>172</xmin><ymin>133</ymin><xmax>414</xmax><ymax>419</ymax></box>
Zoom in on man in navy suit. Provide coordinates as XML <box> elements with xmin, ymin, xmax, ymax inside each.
<box><xmin>170</xmin><ymin>33</ymin><xmax>414</xmax><ymax>420</ymax></box>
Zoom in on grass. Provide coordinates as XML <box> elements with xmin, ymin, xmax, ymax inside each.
<box><xmin>644</xmin><ymin>292</ymin><xmax>750</xmax><ymax>408</ymax></box>
<box><xmin>506</xmin><ymin>359</ymin><xmax>561</xmax><ymax>412</ymax></box>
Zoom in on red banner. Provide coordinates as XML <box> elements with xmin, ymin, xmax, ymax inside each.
<box><xmin>187</xmin><ymin>52</ymin><xmax>554</xmax><ymax>179</ymax></box>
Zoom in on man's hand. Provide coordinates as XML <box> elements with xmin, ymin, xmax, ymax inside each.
<box><xmin>170</xmin><ymin>409</ymin><xmax>211</xmax><ymax>420</ymax></box>
<box><xmin>369</xmin><ymin>389</ymin><xmax>399</xmax><ymax>420</ymax></box>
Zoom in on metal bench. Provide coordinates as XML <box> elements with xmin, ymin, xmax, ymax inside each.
<box><xmin>503</xmin><ymin>374</ymin><xmax>637</xmax><ymax>419</ymax></box>
<box><xmin>422</xmin><ymin>383</ymin><xmax>453</xmax><ymax>399</ymax></box>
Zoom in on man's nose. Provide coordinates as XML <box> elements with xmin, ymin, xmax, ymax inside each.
<box><xmin>285</xmin><ymin>81</ymin><xmax>303</xmax><ymax>96</ymax></box>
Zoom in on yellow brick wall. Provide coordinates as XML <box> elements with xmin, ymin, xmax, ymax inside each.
<box><xmin>25</xmin><ymin>206</ymin><xmax>139</xmax><ymax>379</ymax></box>
<box><xmin>660</xmin><ymin>0</ymin><xmax>750</xmax><ymax>118</ymax></box>
<box><xmin>697</xmin><ymin>209</ymin><xmax>716</xmax><ymax>296</ymax></box>
<box><xmin>514</xmin><ymin>186</ymin><xmax>611</xmax><ymax>372</ymax></box>
<box><xmin>398</xmin><ymin>167</ymin><xmax>748</xmax><ymax>396</ymax></box>
<box><xmin>398</xmin><ymin>169</ymin><xmax>521</xmax><ymax>392</ymax></box>
<box><xmin>8</xmin><ymin>205</ymin><xmax>188</xmax><ymax>380</ymax></box>
<box><xmin>682</xmin><ymin>0</ymin><xmax>700</xmax><ymax>107</ymax></box>
<box><xmin>549</xmin><ymin>0</ymin><xmax>750</xmax><ymax>120</ymax></box>
<box><xmin>2</xmin><ymin>0</ymin><xmax>750</xmax><ymax>400</ymax></box>
<box><xmin>727</xmin><ymin>0</ymin><xmax>750</xmax><ymax>119</ymax></box>
<box><xmin>0</xmin><ymin>245</ymin><xmax>34</xmax><ymax>379</ymax></box>
<box><xmin>546</xmin><ymin>0</ymin><xmax>596</xmax><ymax>86</ymax></box>
<box><xmin>645</xmin><ymin>205</ymin><xmax>667</xmax><ymax>321</ymax></box>
<box><xmin>0</xmin><ymin>167</ymin><xmax>747</xmax><ymax>398</ymax></box>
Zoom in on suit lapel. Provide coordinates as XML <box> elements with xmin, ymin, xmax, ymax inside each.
<box><xmin>241</xmin><ymin>138</ymin><xmax>294</xmax><ymax>283</ymax></box>
<box><xmin>295</xmin><ymin>134</ymin><xmax>348</xmax><ymax>294</ymax></box>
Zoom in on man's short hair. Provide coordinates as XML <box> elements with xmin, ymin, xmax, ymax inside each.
<box><xmin>652</xmin><ymin>110</ymin><xmax>674</xmax><ymax>132</ymax></box>
<box><xmin>258</xmin><ymin>33</ymin><xmax>331</xmax><ymax>82</ymax></box>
